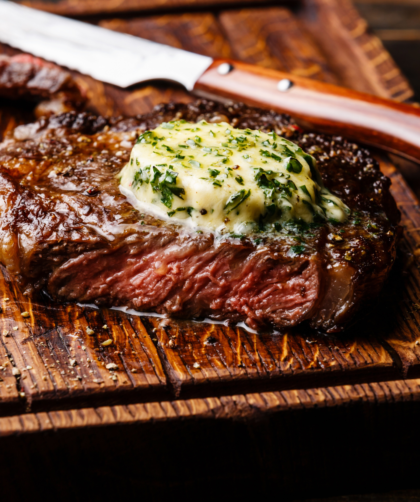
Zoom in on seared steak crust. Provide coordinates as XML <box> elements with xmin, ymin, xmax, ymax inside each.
<box><xmin>0</xmin><ymin>54</ymin><xmax>85</xmax><ymax>116</ymax></box>
<box><xmin>0</xmin><ymin>101</ymin><xmax>400</xmax><ymax>332</ymax></box>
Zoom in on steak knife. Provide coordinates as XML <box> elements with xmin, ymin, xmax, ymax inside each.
<box><xmin>1</xmin><ymin>1</ymin><xmax>420</xmax><ymax>163</ymax></box>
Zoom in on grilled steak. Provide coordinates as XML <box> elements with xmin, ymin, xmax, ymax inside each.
<box><xmin>0</xmin><ymin>54</ymin><xmax>85</xmax><ymax>117</ymax></box>
<box><xmin>0</xmin><ymin>101</ymin><xmax>400</xmax><ymax>332</ymax></box>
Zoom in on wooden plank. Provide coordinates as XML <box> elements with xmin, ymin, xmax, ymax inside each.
<box><xmin>376</xmin><ymin>155</ymin><xmax>420</xmax><ymax>377</ymax></box>
<box><xmin>0</xmin><ymin>266</ymin><xmax>171</xmax><ymax>414</ymax></box>
<box><xmin>132</xmin><ymin>314</ymin><xmax>397</xmax><ymax>401</ymax></box>
<box><xmin>2</xmin><ymin>386</ymin><xmax>420</xmax><ymax>500</ymax></box>
<box><xmin>298</xmin><ymin>0</ymin><xmax>413</xmax><ymax>101</ymax></box>
<box><xmin>0</xmin><ymin>295</ymin><xmax>22</xmax><ymax>415</ymax></box>
<box><xmin>99</xmin><ymin>13</ymin><xmax>233</xmax><ymax>60</ymax></box>
<box><xmin>0</xmin><ymin>269</ymin><xmax>58</xmax><ymax>409</ymax></box>
<box><xmin>219</xmin><ymin>7</ymin><xmax>338</xmax><ymax>83</ymax></box>
<box><xmin>0</xmin><ymin>378</ymin><xmax>419</xmax><ymax>433</ymax></box>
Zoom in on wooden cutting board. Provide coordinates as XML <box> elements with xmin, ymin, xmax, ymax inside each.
<box><xmin>1</xmin><ymin>1</ymin><xmax>420</xmax><ymax>499</ymax></box>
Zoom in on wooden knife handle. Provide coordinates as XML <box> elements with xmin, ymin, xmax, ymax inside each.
<box><xmin>194</xmin><ymin>59</ymin><xmax>420</xmax><ymax>163</ymax></box>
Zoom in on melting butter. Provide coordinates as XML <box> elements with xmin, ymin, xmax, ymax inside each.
<box><xmin>119</xmin><ymin>120</ymin><xmax>348</xmax><ymax>234</ymax></box>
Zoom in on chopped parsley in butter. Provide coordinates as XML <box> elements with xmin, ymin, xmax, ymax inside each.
<box><xmin>119</xmin><ymin>120</ymin><xmax>349</xmax><ymax>234</ymax></box>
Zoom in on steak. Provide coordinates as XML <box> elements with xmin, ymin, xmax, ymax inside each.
<box><xmin>0</xmin><ymin>54</ymin><xmax>85</xmax><ymax>117</ymax></box>
<box><xmin>0</xmin><ymin>101</ymin><xmax>400</xmax><ymax>332</ymax></box>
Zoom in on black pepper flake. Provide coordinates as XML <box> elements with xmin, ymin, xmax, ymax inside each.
<box><xmin>205</xmin><ymin>336</ymin><xmax>217</xmax><ymax>345</ymax></box>
<box><xmin>200</xmin><ymin>209</ymin><xmax>208</xmax><ymax>215</ymax></box>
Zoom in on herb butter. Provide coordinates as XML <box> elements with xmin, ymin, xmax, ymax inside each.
<box><xmin>119</xmin><ymin>120</ymin><xmax>349</xmax><ymax>234</ymax></box>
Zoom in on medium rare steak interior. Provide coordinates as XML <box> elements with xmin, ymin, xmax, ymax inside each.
<box><xmin>0</xmin><ymin>101</ymin><xmax>400</xmax><ymax>332</ymax></box>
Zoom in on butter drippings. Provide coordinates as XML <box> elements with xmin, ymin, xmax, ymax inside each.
<box><xmin>119</xmin><ymin>120</ymin><xmax>349</xmax><ymax>234</ymax></box>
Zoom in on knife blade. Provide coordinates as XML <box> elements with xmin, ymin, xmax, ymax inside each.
<box><xmin>0</xmin><ymin>1</ymin><xmax>212</xmax><ymax>89</ymax></box>
<box><xmin>1</xmin><ymin>1</ymin><xmax>420</xmax><ymax>164</ymax></box>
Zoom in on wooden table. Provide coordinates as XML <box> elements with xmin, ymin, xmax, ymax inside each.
<box><xmin>356</xmin><ymin>0</ymin><xmax>420</xmax><ymax>101</ymax></box>
<box><xmin>2</xmin><ymin>1</ymin><xmax>420</xmax><ymax>500</ymax></box>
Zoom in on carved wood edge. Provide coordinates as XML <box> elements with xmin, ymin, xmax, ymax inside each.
<box><xmin>302</xmin><ymin>0</ymin><xmax>414</xmax><ymax>101</ymax></box>
<box><xmin>1</xmin><ymin>377</ymin><xmax>419</xmax><ymax>436</ymax></box>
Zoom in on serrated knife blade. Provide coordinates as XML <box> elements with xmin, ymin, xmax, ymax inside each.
<box><xmin>0</xmin><ymin>1</ymin><xmax>212</xmax><ymax>89</ymax></box>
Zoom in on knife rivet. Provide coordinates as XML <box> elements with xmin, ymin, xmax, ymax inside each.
<box><xmin>277</xmin><ymin>79</ymin><xmax>294</xmax><ymax>92</ymax></box>
<box><xmin>217</xmin><ymin>63</ymin><xmax>234</xmax><ymax>75</ymax></box>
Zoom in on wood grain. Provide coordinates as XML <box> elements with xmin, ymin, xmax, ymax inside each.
<box><xmin>3</xmin><ymin>379</ymin><xmax>420</xmax><ymax>434</ymax></box>
<box><xmin>2</xmin><ymin>382</ymin><xmax>420</xmax><ymax>499</ymax></box>
<box><xmin>356</xmin><ymin>0</ymin><xmax>420</xmax><ymax>100</ymax></box>
<box><xmin>0</xmin><ymin>267</ymin><xmax>174</xmax><ymax>414</ymax></box>
<box><xmin>219</xmin><ymin>7</ymin><xmax>337</xmax><ymax>83</ymax></box>
<box><xmin>99</xmin><ymin>13</ymin><xmax>233</xmax><ymax>60</ymax></box>
<box><xmin>300</xmin><ymin>0</ymin><xmax>413</xmax><ymax>101</ymax></box>
<box><xmin>378</xmin><ymin>155</ymin><xmax>420</xmax><ymax>377</ymax></box>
